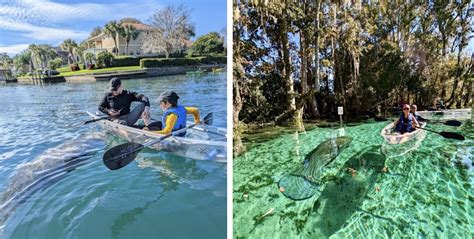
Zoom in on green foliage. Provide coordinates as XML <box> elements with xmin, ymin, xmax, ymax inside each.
<box><xmin>112</xmin><ymin>56</ymin><xmax>140</xmax><ymax>67</ymax></box>
<box><xmin>191</xmin><ymin>32</ymin><xmax>225</xmax><ymax>56</ymax></box>
<box><xmin>85</xmin><ymin>52</ymin><xmax>95</xmax><ymax>64</ymax></box>
<box><xmin>48</xmin><ymin>58</ymin><xmax>63</xmax><ymax>70</ymax></box>
<box><xmin>97</xmin><ymin>51</ymin><xmax>114</xmax><ymax>68</ymax></box>
<box><xmin>234</xmin><ymin>1</ymin><xmax>473</xmax><ymax>127</ymax></box>
<box><xmin>139</xmin><ymin>56</ymin><xmax>226</xmax><ymax>68</ymax></box>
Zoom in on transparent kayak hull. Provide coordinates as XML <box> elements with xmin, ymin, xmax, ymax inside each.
<box><xmin>381</xmin><ymin>122</ymin><xmax>426</xmax><ymax>158</ymax></box>
<box><xmin>87</xmin><ymin>112</ymin><xmax>227</xmax><ymax>162</ymax></box>
<box><xmin>417</xmin><ymin>108</ymin><xmax>471</xmax><ymax>120</ymax></box>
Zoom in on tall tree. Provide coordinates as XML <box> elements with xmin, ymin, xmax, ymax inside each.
<box><xmin>60</xmin><ymin>39</ymin><xmax>78</xmax><ymax>64</ymax></box>
<box><xmin>89</xmin><ymin>26</ymin><xmax>102</xmax><ymax>38</ymax></box>
<box><xmin>103</xmin><ymin>20</ymin><xmax>123</xmax><ymax>55</ymax></box>
<box><xmin>143</xmin><ymin>4</ymin><xmax>195</xmax><ymax>58</ymax></box>
<box><xmin>121</xmin><ymin>24</ymin><xmax>140</xmax><ymax>55</ymax></box>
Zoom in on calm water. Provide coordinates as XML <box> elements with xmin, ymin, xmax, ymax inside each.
<box><xmin>0</xmin><ymin>72</ymin><xmax>226</xmax><ymax>238</ymax></box>
<box><xmin>234</xmin><ymin>120</ymin><xmax>472</xmax><ymax>238</ymax></box>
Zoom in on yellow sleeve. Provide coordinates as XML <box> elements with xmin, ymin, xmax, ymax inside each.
<box><xmin>185</xmin><ymin>107</ymin><xmax>200</xmax><ymax>124</ymax></box>
<box><xmin>152</xmin><ymin>114</ymin><xmax>177</xmax><ymax>135</ymax></box>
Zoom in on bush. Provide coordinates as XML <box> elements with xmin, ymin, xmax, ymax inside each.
<box><xmin>48</xmin><ymin>58</ymin><xmax>63</xmax><ymax>70</ymax></box>
<box><xmin>97</xmin><ymin>51</ymin><xmax>114</xmax><ymax>68</ymax></box>
<box><xmin>139</xmin><ymin>56</ymin><xmax>226</xmax><ymax>68</ymax></box>
<box><xmin>191</xmin><ymin>32</ymin><xmax>224</xmax><ymax>56</ymax></box>
<box><xmin>85</xmin><ymin>52</ymin><xmax>95</xmax><ymax>64</ymax></box>
<box><xmin>112</xmin><ymin>56</ymin><xmax>140</xmax><ymax>67</ymax></box>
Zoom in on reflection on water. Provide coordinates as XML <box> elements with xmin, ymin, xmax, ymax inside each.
<box><xmin>0</xmin><ymin>73</ymin><xmax>226</xmax><ymax>238</ymax></box>
<box><xmin>234</xmin><ymin>120</ymin><xmax>472</xmax><ymax>238</ymax></box>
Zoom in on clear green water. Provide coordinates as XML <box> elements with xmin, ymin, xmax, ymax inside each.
<box><xmin>0</xmin><ymin>73</ymin><xmax>226</xmax><ymax>238</ymax></box>
<box><xmin>233</xmin><ymin>120</ymin><xmax>473</xmax><ymax>238</ymax></box>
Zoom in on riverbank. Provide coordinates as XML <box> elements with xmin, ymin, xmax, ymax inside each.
<box><xmin>16</xmin><ymin>64</ymin><xmax>225</xmax><ymax>84</ymax></box>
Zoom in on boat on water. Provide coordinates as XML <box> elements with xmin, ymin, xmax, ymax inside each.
<box><xmin>416</xmin><ymin>108</ymin><xmax>471</xmax><ymax>120</ymax></box>
<box><xmin>87</xmin><ymin>112</ymin><xmax>227</xmax><ymax>162</ymax></box>
<box><xmin>380</xmin><ymin>122</ymin><xmax>427</xmax><ymax>157</ymax></box>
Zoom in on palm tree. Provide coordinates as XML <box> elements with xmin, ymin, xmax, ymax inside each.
<box><xmin>61</xmin><ymin>39</ymin><xmax>78</xmax><ymax>64</ymax></box>
<box><xmin>121</xmin><ymin>24</ymin><xmax>140</xmax><ymax>55</ymax></box>
<box><xmin>104</xmin><ymin>20</ymin><xmax>123</xmax><ymax>55</ymax></box>
<box><xmin>13</xmin><ymin>50</ymin><xmax>32</xmax><ymax>74</ymax></box>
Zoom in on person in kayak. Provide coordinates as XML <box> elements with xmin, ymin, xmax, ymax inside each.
<box><xmin>144</xmin><ymin>91</ymin><xmax>200</xmax><ymax>136</ymax></box>
<box><xmin>98</xmin><ymin>77</ymin><xmax>152</xmax><ymax>126</ymax></box>
<box><xmin>410</xmin><ymin>104</ymin><xmax>426</xmax><ymax>122</ymax></box>
<box><xmin>394</xmin><ymin>104</ymin><xmax>420</xmax><ymax>133</ymax></box>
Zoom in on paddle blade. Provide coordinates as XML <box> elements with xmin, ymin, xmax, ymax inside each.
<box><xmin>444</xmin><ymin>120</ymin><xmax>462</xmax><ymax>127</ymax></box>
<box><xmin>440</xmin><ymin>132</ymin><xmax>465</xmax><ymax>140</ymax></box>
<box><xmin>103</xmin><ymin>142</ymin><xmax>143</xmax><ymax>170</ymax></box>
<box><xmin>203</xmin><ymin>112</ymin><xmax>213</xmax><ymax>125</ymax></box>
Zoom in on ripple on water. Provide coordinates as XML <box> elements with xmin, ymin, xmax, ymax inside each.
<box><xmin>0</xmin><ymin>73</ymin><xmax>227</xmax><ymax>238</ymax></box>
<box><xmin>234</xmin><ymin>120</ymin><xmax>473</xmax><ymax>238</ymax></box>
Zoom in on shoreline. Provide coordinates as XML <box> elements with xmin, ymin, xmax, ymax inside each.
<box><xmin>15</xmin><ymin>63</ymin><xmax>226</xmax><ymax>84</ymax></box>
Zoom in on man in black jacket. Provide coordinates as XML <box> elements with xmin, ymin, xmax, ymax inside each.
<box><xmin>98</xmin><ymin>77</ymin><xmax>151</xmax><ymax>126</ymax></box>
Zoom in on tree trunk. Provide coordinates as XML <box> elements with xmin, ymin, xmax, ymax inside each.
<box><xmin>308</xmin><ymin>0</ymin><xmax>321</xmax><ymax>118</ymax></box>
<box><xmin>280</xmin><ymin>17</ymin><xmax>303</xmax><ymax>130</ymax></box>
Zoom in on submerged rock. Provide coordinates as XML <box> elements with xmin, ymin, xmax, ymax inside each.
<box><xmin>277</xmin><ymin>136</ymin><xmax>352</xmax><ymax>200</ymax></box>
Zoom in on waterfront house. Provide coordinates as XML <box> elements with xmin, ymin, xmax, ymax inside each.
<box><xmin>84</xmin><ymin>22</ymin><xmax>155</xmax><ymax>57</ymax></box>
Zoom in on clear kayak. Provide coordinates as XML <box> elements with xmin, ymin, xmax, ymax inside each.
<box><xmin>87</xmin><ymin>112</ymin><xmax>227</xmax><ymax>162</ymax></box>
<box><xmin>416</xmin><ymin>108</ymin><xmax>471</xmax><ymax>120</ymax></box>
<box><xmin>381</xmin><ymin>122</ymin><xmax>427</xmax><ymax>145</ymax></box>
<box><xmin>380</xmin><ymin>122</ymin><xmax>426</xmax><ymax>158</ymax></box>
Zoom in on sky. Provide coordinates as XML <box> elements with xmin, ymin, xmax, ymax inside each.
<box><xmin>0</xmin><ymin>0</ymin><xmax>227</xmax><ymax>56</ymax></box>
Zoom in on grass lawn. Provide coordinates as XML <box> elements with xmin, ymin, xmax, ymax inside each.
<box><xmin>59</xmin><ymin>66</ymin><xmax>143</xmax><ymax>77</ymax></box>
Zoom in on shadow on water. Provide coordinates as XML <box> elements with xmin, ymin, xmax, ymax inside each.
<box><xmin>313</xmin><ymin>145</ymin><xmax>392</xmax><ymax>237</ymax></box>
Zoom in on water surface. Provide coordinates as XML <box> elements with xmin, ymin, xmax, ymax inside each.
<box><xmin>234</xmin><ymin>120</ymin><xmax>472</xmax><ymax>238</ymax></box>
<box><xmin>0</xmin><ymin>72</ymin><xmax>226</xmax><ymax>238</ymax></box>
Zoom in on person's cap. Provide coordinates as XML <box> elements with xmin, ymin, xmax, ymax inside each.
<box><xmin>109</xmin><ymin>77</ymin><xmax>121</xmax><ymax>91</ymax></box>
<box><xmin>157</xmin><ymin>90</ymin><xmax>179</xmax><ymax>104</ymax></box>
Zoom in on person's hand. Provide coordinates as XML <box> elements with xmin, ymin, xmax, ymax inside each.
<box><xmin>142</xmin><ymin>106</ymin><xmax>151</xmax><ymax>118</ymax></box>
<box><xmin>108</xmin><ymin>109</ymin><xmax>121</xmax><ymax>117</ymax></box>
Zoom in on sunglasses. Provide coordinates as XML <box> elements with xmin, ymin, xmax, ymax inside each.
<box><xmin>403</xmin><ymin>108</ymin><xmax>409</xmax><ymax>110</ymax></box>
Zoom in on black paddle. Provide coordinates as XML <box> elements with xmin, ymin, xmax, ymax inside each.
<box><xmin>79</xmin><ymin>116</ymin><xmax>110</xmax><ymax>126</ymax></box>
<box><xmin>430</xmin><ymin>120</ymin><xmax>462</xmax><ymax>127</ymax></box>
<box><xmin>416</xmin><ymin>126</ymin><xmax>465</xmax><ymax>140</ymax></box>
<box><xmin>102</xmin><ymin>113</ymin><xmax>213</xmax><ymax>170</ymax></box>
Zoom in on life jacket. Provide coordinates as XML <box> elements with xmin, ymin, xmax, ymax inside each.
<box><xmin>163</xmin><ymin>105</ymin><xmax>187</xmax><ymax>136</ymax></box>
<box><xmin>395</xmin><ymin>113</ymin><xmax>413</xmax><ymax>133</ymax></box>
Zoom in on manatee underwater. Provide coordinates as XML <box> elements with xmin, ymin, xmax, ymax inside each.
<box><xmin>0</xmin><ymin>133</ymin><xmax>105</xmax><ymax>225</ymax></box>
<box><xmin>278</xmin><ymin>136</ymin><xmax>352</xmax><ymax>200</ymax></box>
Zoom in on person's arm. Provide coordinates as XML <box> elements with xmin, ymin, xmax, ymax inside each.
<box><xmin>185</xmin><ymin>107</ymin><xmax>200</xmax><ymax>124</ymax></box>
<box><xmin>412</xmin><ymin>117</ymin><xmax>420</xmax><ymax>128</ymax></box>
<box><xmin>151</xmin><ymin>114</ymin><xmax>178</xmax><ymax>135</ymax></box>
<box><xmin>98</xmin><ymin>95</ymin><xmax>110</xmax><ymax>115</ymax></box>
<box><xmin>129</xmin><ymin>91</ymin><xmax>150</xmax><ymax>107</ymax></box>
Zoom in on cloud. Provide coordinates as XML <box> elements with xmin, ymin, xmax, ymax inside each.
<box><xmin>0</xmin><ymin>0</ymin><xmax>160</xmax><ymax>27</ymax></box>
<box><xmin>0</xmin><ymin>43</ymin><xmax>29</xmax><ymax>55</ymax></box>
<box><xmin>0</xmin><ymin>16</ymin><xmax>88</xmax><ymax>41</ymax></box>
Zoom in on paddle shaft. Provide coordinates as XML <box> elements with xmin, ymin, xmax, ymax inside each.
<box><xmin>82</xmin><ymin>116</ymin><xmax>110</xmax><ymax>125</ymax></box>
<box><xmin>415</xmin><ymin>126</ymin><xmax>465</xmax><ymax>140</ymax></box>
